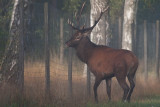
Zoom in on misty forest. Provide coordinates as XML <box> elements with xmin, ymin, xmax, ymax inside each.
<box><xmin>0</xmin><ymin>0</ymin><xmax>160</xmax><ymax>107</ymax></box>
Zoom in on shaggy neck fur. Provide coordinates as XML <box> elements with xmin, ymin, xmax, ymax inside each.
<box><xmin>75</xmin><ymin>37</ymin><xmax>96</xmax><ymax>63</ymax></box>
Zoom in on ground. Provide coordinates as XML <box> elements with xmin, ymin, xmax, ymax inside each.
<box><xmin>0</xmin><ymin>58</ymin><xmax>160</xmax><ymax>107</ymax></box>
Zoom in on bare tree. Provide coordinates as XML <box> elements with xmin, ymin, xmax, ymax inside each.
<box><xmin>0</xmin><ymin>0</ymin><xmax>30</xmax><ymax>89</ymax></box>
<box><xmin>122</xmin><ymin>0</ymin><xmax>138</xmax><ymax>50</ymax></box>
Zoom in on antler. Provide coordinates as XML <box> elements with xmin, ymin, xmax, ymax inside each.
<box><xmin>68</xmin><ymin>19</ymin><xmax>80</xmax><ymax>30</ymax></box>
<box><xmin>68</xmin><ymin>3</ymin><xmax>109</xmax><ymax>32</ymax></box>
<box><xmin>68</xmin><ymin>2</ymin><xmax>86</xmax><ymax>30</ymax></box>
<box><xmin>75</xmin><ymin>2</ymin><xmax>86</xmax><ymax>26</ymax></box>
<box><xmin>88</xmin><ymin>6</ymin><xmax>109</xmax><ymax>30</ymax></box>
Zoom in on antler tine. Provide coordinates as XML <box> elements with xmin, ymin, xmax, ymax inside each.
<box><xmin>74</xmin><ymin>11</ymin><xmax>78</xmax><ymax>21</ymax></box>
<box><xmin>90</xmin><ymin>6</ymin><xmax>109</xmax><ymax>29</ymax></box>
<box><xmin>78</xmin><ymin>2</ymin><xmax>86</xmax><ymax>20</ymax></box>
<box><xmin>68</xmin><ymin>19</ymin><xmax>80</xmax><ymax>30</ymax></box>
<box><xmin>75</xmin><ymin>2</ymin><xmax>86</xmax><ymax>26</ymax></box>
<box><xmin>68</xmin><ymin>2</ymin><xmax>86</xmax><ymax>30</ymax></box>
<box><xmin>82</xmin><ymin>6</ymin><xmax>109</xmax><ymax>32</ymax></box>
<box><xmin>102</xmin><ymin>6</ymin><xmax>109</xmax><ymax>13</ymax></box>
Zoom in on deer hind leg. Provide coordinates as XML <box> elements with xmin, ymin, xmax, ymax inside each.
<box><xmin>126</xmin><ymin>67</ymin><xmax>137</xmax><ymax>102</ymax></box>
<box><xmin>116</xmin><ymin>76</ymin><xmax>129</xmax><ymax>102</ymax></box>
<box><xmin>105</xmin><ymin>78</ymin><xmax>111</xmax><ymax>101</ymax></box>
<box><xmin>127</xmin><ymin>74</ymin><xmax>135</xmax><ymax>102</ymax></box>
<box><xmin>93</xmin><ymin>77</ymin><xmax>102</xmax><ymax>103</ymax></box>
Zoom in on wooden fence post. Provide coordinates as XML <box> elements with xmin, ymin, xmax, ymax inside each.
<box><xmin>118</xmin><ymin>17</ymin><xmax>122</xmax><ymax>49</ymax></box>
<box><xmin>156</xmin><ymin>20</ymin><xmax>160</xmax><ymax>79</ymax></box>
<box><xmin>18</xmin><ymin>0</ymin><xmax>24</xmax><ymax>92</ymax></box>
<box><xmin>60</xmin><ymin>18</ymin><xmax>64</xmax><ymax>64</ymax></box>
<box><xmin>87</xmin><ymin>66</ymin><xmax>91</xmax><ymax>96</ymax></box>
<box><xmin>144</xmin><ymin>20</ymin><xmax>148</xmax><ymax>79</ymax></box>
<box><xmin>44</xmin><ymin>2</ymin><xmax>50</xmax><ymax>96</ymax></box>
<box><xmin>68</xmin><ymin>47</ymin><xmax>72</xmax><ymax>98</ymax></box>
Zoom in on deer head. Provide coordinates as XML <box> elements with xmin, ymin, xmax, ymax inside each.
<box><xmin>66</xmin><ymin>4</ymin><xmax>109</xmax><ymax>47</ymax></box>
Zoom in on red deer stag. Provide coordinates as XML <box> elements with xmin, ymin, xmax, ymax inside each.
<box><xmin>66</xmin><ymin>6</ymin><xmax>139</xmax><ymax>103</ymax></box>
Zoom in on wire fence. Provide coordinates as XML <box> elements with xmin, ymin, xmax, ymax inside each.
<box><xmin>0</xmin><ymin>1</ymin><xmax>159</xmax><ymax>100</ymax></box>
<box><xmin>20</xmin><ymin>2</ymin><xmax>160</xmax><ymax>97</ymax></box>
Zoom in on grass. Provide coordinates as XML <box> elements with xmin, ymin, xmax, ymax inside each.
<box><xmin>2</xmin><ymin>96</ymin><xmax>160</xmax><ymax>107</ymax></box>
<box><xmin>86</xmin><ymin>95</ymin><xmax>160</xmax><ymax>107</ymax></box>
<box><xmin>87</xmin><ymin>100</ymin><xmax>160</xmax><ymax>107</ymax></box>
<box><xmin>1</xmin><ymin>58</ymin><xmax>160</xmax><ymax>107</ymax></box>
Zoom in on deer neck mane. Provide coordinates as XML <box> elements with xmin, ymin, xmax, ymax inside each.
<box><xmin>75</xmin><ymin>36</ymin><xmax>95</xmax><ymax>63</ymax></box>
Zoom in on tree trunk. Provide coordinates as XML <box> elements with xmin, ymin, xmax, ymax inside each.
<box><xmin>122</xmin><ymin>0</ymin><xmax>138</xmax><ymax>51</ymax></box>
<box><xmin>0</xmin><ymin>0</ymin><xmax>30</xmax><ymax>88</ymax></box>
<box><xmin>133</xmin><ymin>0</ymin><xmax>139</xmax><ymax>54</ymax></box>
<box><xmin>23</xmin><ymin>0</ymin><xmax>33</xmax><ymax>50</ymax></box>
<box><xmin>90</xmin><ymin>0</ymin><xmax>110</xmax><ymax>45</ymax></box>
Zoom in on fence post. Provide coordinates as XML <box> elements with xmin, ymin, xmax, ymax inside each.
<box><xmin>118</xmin><ymin>17</ymin><xmax>122</xmax><ymax>49</ymax></box>
<box><xmin>60</xmin><ymin>18</ymin><xmax>64</xmax><ymax>64</ymax></box>
<box><xmin>133</xmin><ymin>16</ymin><xmax>137</xmax><ymax>82</ymax></box>
<box><xmin>18</xmin><ymin>0</ymin><xmax>24</xmax><ymax>92</ymax></box>
<box><xmin>68</xmin><ymin>47</ymin><xmax>72</xmax><ymax>98</ymax></box>
<box><xmin>87</xmin><ymin>66</ymin><xmax>91</xmax><ymax>96</ymax></box>
<box><xmin>156</xmin><ymin>20</ymin><xmax>160</xmax><ymax>79</ymax></box>
<box><xmin>144</xmin><ymin>20</ymin><xmax>148</xmax><ymax>79</ymax></box>
<box><xmin>44</xmin><ymin>2</ymin><xmax>50</xmax><ymax>96</ymax></box>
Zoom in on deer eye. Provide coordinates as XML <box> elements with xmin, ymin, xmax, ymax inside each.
<box><xmin>75</xmin><ymin>36</ymin><xmax>81</xmax><ymax>41</ymax></box>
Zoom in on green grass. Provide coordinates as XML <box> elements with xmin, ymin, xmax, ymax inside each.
<box><xmin>2</xmin><ymin>101</ymin><xmax>38</xmax><ymax>107</ymax></box>
<box><xmin>87</xmin><ymin>101</ymin><xmax>160</xmax><ymax>107</ymax></box>
<box><xmin>2</xmin><ymin>96</ymin><xmax>160</xmax><ymax>107</ymax></box>
<box><xmin>87</xmin><ymin>96</ymin><xmax>160</xmax><ymax>107</ymax></box>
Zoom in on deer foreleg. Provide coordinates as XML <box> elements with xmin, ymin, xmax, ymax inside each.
<box><xmin>93</xmin><ymin>77</ymin><xmax>102</xmax><ymax>103</ymax></box>
<box><xmin>106</xmin><ymin>78</ymin><xmax>112</xmax><ymax>101</ymax></box>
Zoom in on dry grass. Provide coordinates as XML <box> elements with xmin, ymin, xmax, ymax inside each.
<box><xmin>0</xmin><ymin>57</ymin><xmax>160</xmax><ymax>106</ymax></box>
<box><xmin>24</xmin><ymin>57</ymin><xmax>89</xmax><ymax>106</ymax></box>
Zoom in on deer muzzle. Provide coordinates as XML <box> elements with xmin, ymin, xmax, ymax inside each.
<box><xmin>65</xmin><ymin>40</ymin><xmax>71</xmax><ymax>47</ymax></box>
